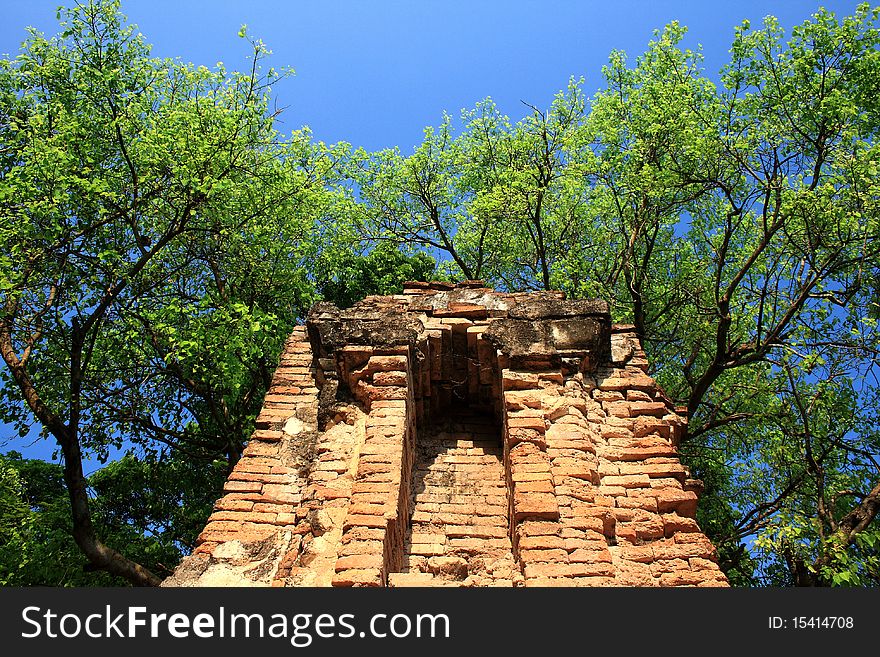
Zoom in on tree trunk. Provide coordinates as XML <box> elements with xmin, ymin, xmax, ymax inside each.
<box><xmin>59</xmin><ymin>431</ymin><xmax>163</xmax><ymax>586</ymax></box>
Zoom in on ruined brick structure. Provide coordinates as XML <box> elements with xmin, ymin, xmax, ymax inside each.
<box><xmin>164</xmin><ymin>281</ymin><xmax>729</xmax><ymax>587</ymax></box>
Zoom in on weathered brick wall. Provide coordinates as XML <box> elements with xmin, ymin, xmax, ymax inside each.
<box><xmin>496</xmin><ymin>326</ymin><xmax>726</xmax><ymax>586</ymax></box>
<box><xmin>163</xmin><ymin>327</ymin><xmax>319</xmax><ymax>586</ymax></box>
<box><xmin>391</xmin><ymin>410</ymin><xmax>519</xmax><ymax>586</ymax></box>
<box><xmin>166</xmin><ymin>282</ymin><xmax>728</xmax><ymax>587</ymax></box>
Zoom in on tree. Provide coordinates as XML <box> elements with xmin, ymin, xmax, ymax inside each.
<box><xmin>315</xmin><ymin>241</ymin><xmax>437</xmax><ymax>309</ymax></box>
<box><xmin>349</xmin><ymin>80</ymin><xmax>589</xmax><ymax>290</ymax></box>
<box><xmin>0</xmin><ymin>453</ymin><xmax>80</xmax><ymax>586</ymax></box>
<box><xmin>0</xmin><ymin>0</ymin><xmax>332</xmax><ymax>584</ymax></box>
<box><xmin>0</xmin><ymin>451</ymin><xmax>224</xmax><ymax>585</ymax></box>
<box><xmin>628</xmin><ymin>7</ymin><xmax>880</xmax><ymax>585</ymax></box>
<box><xmin>590</xmin><ymin>8</ymin><xmax>880</xmax><ymax>585</ymax></box>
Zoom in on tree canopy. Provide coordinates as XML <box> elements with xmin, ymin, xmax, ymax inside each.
<box><xmin>1</xmin><ymin>0</ymin><xmax>877</xmax><ymax>586</ymax></box>
<box><xmin>0</xmin><ymin>0</ymin><xmax>351</xmax><ymax>585</ymax></box>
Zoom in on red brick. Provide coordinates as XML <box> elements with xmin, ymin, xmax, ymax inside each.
<box><xmin>628</xmin><ymin>401</ymin><xmax>669</xmax><ymax>417</ymax></box>
<box><xmin>348</xmin><ymin>503</ymin><xmax>389</xmax><ymax>516</ymax></box>
<box><xmin>342</xmin><ymin>527</ymin><xmax>387</xmax><ymax>542</ymax></box>
<box><xmin>602</xmin><ymin>474</ymin><xmax>651</xmax><ymax>488</ymax></box>
<box><xmin>213</xmin><ymin>498</ymin><xmax>254</xmax><ymax>512</ymax></box>
<box><xmin>611</xmin><ymin>446</ymin><xmax>678</xmax><ymax>461</ymax></box>
<box><xmin>334</xmin><ymin>554</ymin><xmax>384</xmax><ymax>571</ymax></box>
<box><xmin>502</xmin><ymin>372</ymin><xmax>540</xmax><ymax>390</ymax></box>
<box><xmin>653</xmin><ymin>489</ymin><xmax>699</xmax><ymax>516</ymax></box>
<box><xmin>343</xmin><ymin>514</ymin><xmax>388</xmax><ymax>531</ymax></box>
<box><xmin>446</xmin><ymin>525</ymin><xmax>508</xmax><ymax>539</ymax></box>
<box><xmin>261</xmin><ymin>484</ymin><xmax>299</xmax><ymax>504</ymax></box>
<box><xmin>513</xmin><ymin>492</ymin><xmax>559</xmax><ymax>521</ymax></box>
<box><xmin>366</xmin><ymin>355</ymin><xmax>408</xmax><ymax>372</ymax></box>
<box><xmin>232</xmin><ymin>461</ymin><xmax>273</xmax><ymax>475</ymax></box>
<box><xmin>514</xmin><ymin>479</ymin><xmax>555</xmax><ymax>493</ymax></box>
<box><xmin>311</xmin><ymin>485</ymin><xmax>350</xmax><ymax>501</ymax></box>
<box><xmin>516</xmin><ymin>520</ymin><xmax>562</xmax><ymax>537</ymax></box>
<box><xmin>659</xmin><ymin>571</ymin><xmax>706</xmax><ymax>587</ymax></box>
<box><xmin>597</xmin><ymin>373</ymin><xmax>655</xmax><ymax>391</ymax></box>
<box><xmin>604</xmin><ymin>402</ymin><xmax>631</xmax><ymax>418</ymax></box>
<box><xmin>519</xmin><ymin>548</ymin><xmax>568</xmax><ymax>563</ymax></box>
<box><xmin>615</xmin><ymin>544</ymin><xmax>654</xmax><ymax>563</ymax></box>
<box><xmin>508</xmin><ymin>416</ymin><xmax>548</xmax><ymax>431</ymax></box>
<box><xmin>662</xmin><ymin>512</ymin><xmax>700</xmax><ymax>536</ymax></box>
<box><xmin>223</xmin><ymin>480</ymin><xmax>262</xmax><ymax>493</ymax></box>
<box><xmin>372</xmin><ymin>371</ymin><xmax>407</xmax><ymax>386</ymax></box>
<box><xmin>332</xmin><ymin>569</ymin><xmax>383</xmax><ymax>587</ymax></box>
<box><xmin>517</xmin><ymin>535</ymin><xmax>566</xmax><ymax>550</ymax></box>
<box><xmin>632</xmin><ymin>417</ymin><xmax>671</xmax><ymax>439</ymax></box>
<box><xmin>568</xmin><ymin>548</ymin><xmax>612</xmax><ymax>563</ymax></box>
<box><xmin>616</xmin><ymin>494</ymin><xmax>659</xmax><ymax>513</ymax></box>
<box><xmin>504</xmin><ymin>390</ymin><xmax>543</xmax><ymax>410</ymax></box>
<box><xmin>250</xmin><ymin>429</ymin><xmax>284</xmax><ymax>442</ymax></box>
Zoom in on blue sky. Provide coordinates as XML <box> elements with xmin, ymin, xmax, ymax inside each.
<box><xmin>0</xmin><ymin>0</ymin><xmax>869</xmax><ymax>154</ymax></box>
<box><xmin>0</xmin><ymin>0</ymin><xmax>869</xmax><ymax>466</ymax></box>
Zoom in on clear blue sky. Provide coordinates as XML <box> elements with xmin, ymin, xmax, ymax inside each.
<box><xmin>0</xmin><ymin>0</ymin><xmax>869</xmax><ymax>154</ymax></box>
<box><xmin>0</xmin><ymin>0</ymin><xmax>869</xmax><ymax>465</ymax></box>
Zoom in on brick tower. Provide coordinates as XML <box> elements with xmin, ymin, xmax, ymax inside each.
<box><xmin>164</xmin><ymin>282</ymin><xmax>729</xmax><ymax>587</ymax></box>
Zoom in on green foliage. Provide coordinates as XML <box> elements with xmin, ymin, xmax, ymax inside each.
<box><xmin>316</xmin><ymin>242</ymin><xmax>437</xmax><ymax>308</ymax></box>
<box><xmin>0</xmin><ymin>457</ymin><xmax>30</xmax><ymax>555</ymax></box>
<box><xmin>349</xmin><ymin>78</ymin><xmax>590</xmax><ymax>290</ymax></box>
<box><xmin>0</xmin><ymin>0</ymin><xmax>335</xmax><ymax>463</ymax></box>
<box><xmin>0</xmin><ymin>451</ymin><xmax>223</xmax><ymax>585</ymax></box>
<box><xmin>0</xmin><ymin>0</ymin><xmax>343</xmax><ymax>582</ymax></box>
<box><xmin>0</xmin><ymin>453</ymin><xmax>85</xmax><ymax>586</ymax></box>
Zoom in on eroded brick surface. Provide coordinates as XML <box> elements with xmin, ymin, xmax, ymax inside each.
<box><xmin>163</xmin><ymin>327</ymin><xmax>320</xmax><ymax>587</ymax></box>
<box><xmin>391</xmin><ymin>409</ymin><xmax>520</xmax><ymax>587</ymax></box>
<box><xmin>166</xmin><ymin>283</ymin><xmax>728</xmax><ymax>588</ymax></box>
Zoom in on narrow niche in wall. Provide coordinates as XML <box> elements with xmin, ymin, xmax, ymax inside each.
<box><xmin>391</xmin><ymin>322</ymin><xmax>520</xmax><ymax>587</ymax></box>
